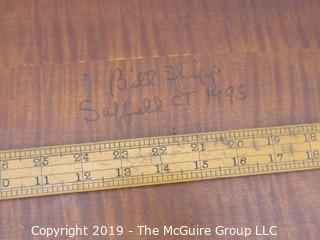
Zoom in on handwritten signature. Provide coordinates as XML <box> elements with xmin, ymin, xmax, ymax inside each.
<box><xmin>79</xmin><ymin>57</ymin><xmax>249</xmax><ymax>129</ymax></box>
<box><xmin>108</xmin><ymin>68</ymin><xmax>158</xmax><ymax>97</ymax></box>
<box><xmin>79</xmin><ymin>96</ymin><xmax>163</xmax><ymax>129</ymax></box>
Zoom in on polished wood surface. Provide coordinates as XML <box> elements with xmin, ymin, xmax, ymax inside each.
<box><xmin>0</xmin><ymin>0</ymin><xmax>319</xmax><ymax>239</ymax></box>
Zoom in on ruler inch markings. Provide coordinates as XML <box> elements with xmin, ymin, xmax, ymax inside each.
<box><xmin>0</xmin><ymin>123</ymin><xmax>319</xmax><ymax>200</ymax></box>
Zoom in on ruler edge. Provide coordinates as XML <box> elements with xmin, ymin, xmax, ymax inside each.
<box><xmin>0</xmin><ymin>122</ymin><xmax>319</xmax><ymax>156</ymax></box>
<box><xmin>1</xmin><ymin>163</ymin><xmax>319</xmax><ymax>201</ymax></box>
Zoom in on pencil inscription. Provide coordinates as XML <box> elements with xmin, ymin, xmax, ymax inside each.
<box><xmin>79</xmin><ymin>56</ymin><xmax>249</xmax><ymax>129</ymax></box>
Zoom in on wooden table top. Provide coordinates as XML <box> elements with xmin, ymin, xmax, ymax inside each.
<box><xmin>0</xmin><ymin>0</ymin><xmax>319</xmax><ymax>239</ymax></box>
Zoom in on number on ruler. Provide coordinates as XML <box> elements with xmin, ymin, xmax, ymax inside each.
<box><xmin>306</xmin><ymin>150</ymin><xmax>320</xmax><ymax>160</ymax></box>
<box><xmin>191</xmin><ymin>143</ymin><xmax>204</xmax><ymax>152</ymax></box>
<box><xmin>304</xmin><ymin>133</ymin><xmax>317</xmax><ymax>142</ymax></box>
<box><xmin>267</xmin><ymin>136</ymin><xmax>280</xmax><ymax>145</ymax></box>
<box><xmin>155</xmin><ymin>164</ymin><xmax>170</xmax><ymax>173</ymax></box>
<box><xmin>113</xmin><ymin>150</ymin><xmax>128</xmax><ymax>160</ymax></box>
<box><xmin>151</xmin><ymin>146</ymin><xmax>167</xmax><ymax>156</ymax></box>
<box><xmin>0</xmin><ymin>161</ymin><xmax>8</xmax><ymax>169</ymax></box>
<box><xmin>33</xmin><ymin>157</ymin><xmax>49</xmax><ymax>167</ymax></box>
<box><xmin>76</xmin><ymin>171</ymin><xmax>92</xmax><ymax>181</ymax></box>
<box><xmin>35</xmin><ymin>176</ymin><xmax>49</xmax><ymax>185</ymax></box>
<box><xmin>74</xmin><ymin>153</ymin><xmax>89</xmax><ymax>162</ymax></box>
<box><xmin>233</xmin><ymin>157</ymin><xmax>247</xmax><ymax>166</ymax></box>
<box><xmin>227</xmin><ymin>140</ymin><xmax>244</xmax><ymax>148</ymax></box>
<box><xmin>1</xmin><ymin>179</ymin><xmax>10</xmax><ymax>188</ymax></box>
<box><xmin>268</xmin><ymin>153</ymin><xmax>283</xmax><ymax>162</ymax></box>
<box><xmin>116</xmin><ymin>168</ymin><xmax>131</xmax><ymax>177</ymax></box>
<box><xmin>194</xmin><ymin>160</ymin><xmax>209</xmax><ymax>169</ymax></box>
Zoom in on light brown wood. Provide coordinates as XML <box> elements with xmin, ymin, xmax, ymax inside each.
<box><xmin>0</xmin><ymin>0</ymin><xmax>319</xmax><ymax>239</ymax></box>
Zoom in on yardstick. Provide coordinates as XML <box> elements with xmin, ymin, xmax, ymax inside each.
<box><xmin>0</xmin><ymin>123</ymin><xmax>319</xmax><ymax>200</ymax></box>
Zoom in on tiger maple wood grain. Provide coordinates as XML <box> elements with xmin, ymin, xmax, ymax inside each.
<box><xmin>0</xmin><ymin>0</ymin><xmax>319</xmax><ymax>239</ymax></box>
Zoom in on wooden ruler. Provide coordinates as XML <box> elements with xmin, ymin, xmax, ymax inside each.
<box><xmin>0</xmin><ymin>123</ymin><xmax>319</xmax><ymax>200</ymax></box>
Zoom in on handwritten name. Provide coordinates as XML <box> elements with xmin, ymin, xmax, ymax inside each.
<box><xmin>79</xmin><ymin>57</ymin><xmax>249</xmax><ymax>129</ymax></box>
